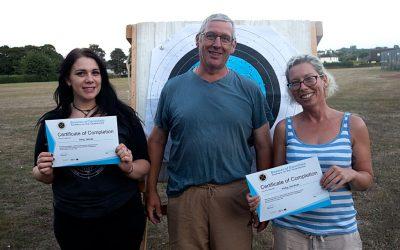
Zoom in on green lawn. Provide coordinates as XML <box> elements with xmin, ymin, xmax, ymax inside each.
<box><xmin>0</xmin><ymin>68</ymin><xmax>399</xmax><ymax>249</ymax></box>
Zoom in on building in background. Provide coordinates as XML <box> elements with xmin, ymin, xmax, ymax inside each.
<box><xmin>381</xmin><ymin>48</ymin><xmax>400</xmax><ymax>71</ymax></box>
<box><xmin>318</xmin><ymin>49</ymin><xmax>339</xmax><ymax>63</ymax></box>
<box><xmin>320</xmin><ymin>56</ymin><xmax>339</xmax><ymax>63</ymax></box>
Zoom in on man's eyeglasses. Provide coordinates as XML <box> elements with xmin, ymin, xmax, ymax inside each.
<box><xmin>201</xmin><ymin>32</ymin><xmax>234</xmax><ymax>45</ymax></box>
<box><xmin>287</xmin><ymin>75</ymin><xmax>323</xmax><ymax>90</ymax></box>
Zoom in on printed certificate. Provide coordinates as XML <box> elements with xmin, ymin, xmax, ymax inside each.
<box><xmin>246</xmin><ymin>157</ymin><xmax>331</xmax><ymax>221</ymax></box>
<box><xmin>45</xmin><ymin>116</ymin><xmax>120</xmax><ymax>167</ymax></box>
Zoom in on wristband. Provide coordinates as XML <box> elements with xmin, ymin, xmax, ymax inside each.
<box><xmin>125</xmin><ymin>164</ymin><xmax>134</xmax><ymax>175</ymax></box>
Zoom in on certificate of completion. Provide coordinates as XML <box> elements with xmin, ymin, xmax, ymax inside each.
<box><xmin>45</xmin><ymin>116</ymin><xmax>120</xmax><ymax>167</ymax></box>
<box><xmin>246</xmin><ymin>157</ymin><xmax>331</xmax><ymax>222</ymax></box>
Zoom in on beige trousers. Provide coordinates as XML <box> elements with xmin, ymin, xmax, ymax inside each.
<box><xmin>167</xmin><ymin>180</ymin><xmax>253</xmax><ymax>250</ymax></box>
<box><xmin>272</xmin><ymin>225</ymin><xmax>362</xmax><ymax>250</ymax></box>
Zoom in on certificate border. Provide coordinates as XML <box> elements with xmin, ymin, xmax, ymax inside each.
<box><xmin>45</xmin><ymin>116</ymin><xmax>121</xmax><ymax>167</ymax></box>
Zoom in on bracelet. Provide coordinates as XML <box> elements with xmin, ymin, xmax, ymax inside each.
<box><xmin>125</xmin><ymin>164</ymin><xmax>134</xmax><ymax>175</ymax></box>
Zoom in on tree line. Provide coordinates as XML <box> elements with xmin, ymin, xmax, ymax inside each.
<box><xmin>0</xmin><ymin>44</ymin><xmax>128</xmax><ymax>84</ymax></box>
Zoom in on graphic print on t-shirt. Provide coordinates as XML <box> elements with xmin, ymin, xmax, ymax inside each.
<box><xmin>70</xmin><ymin>165</ymin><xmax>105</xmax><ymax>179</ymax></box>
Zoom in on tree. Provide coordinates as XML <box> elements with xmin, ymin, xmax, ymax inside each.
<box><xmin>0</xmin><ymin>46</ymin><xmax>26</xmax><ymax>75</ymax></box>
<box><xmin>108</xmin><ymin>48</ymin><xmax>127</xmax><ymax>76</ymax></box>
<box><xmin>20</xmin><ymin>51</ymin><xmax>56</xmax><ymax>80</ymax></box>
<box><xmin>38</xmin><ymin>44</ymin><xmax>63</xmax><ymax>74</ymax></box>
<box><xmin>0</xmin><ymin>44</ymin><xmax>63</xmax><ymax>83</ymax></box>
<box><xmin>89</xmin><ymin>44</ymin><xmax>106</xmax><ymax>62</ymax></box>
<box><xmin>0</xmin><ymin>46</ymin><xmax>13</xmax><ymax>74</ymax></box>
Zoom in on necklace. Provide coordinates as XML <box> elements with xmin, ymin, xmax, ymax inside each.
<box><xmin>72</xmin><ymin>103</ymin><xmax>97</xmax><ymax>117</ymax></box>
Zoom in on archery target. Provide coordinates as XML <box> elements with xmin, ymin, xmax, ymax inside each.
<box><xmin>145</xmin><ymin>24</ymin><xmax>302</xmax><ymax>138</ymax></box>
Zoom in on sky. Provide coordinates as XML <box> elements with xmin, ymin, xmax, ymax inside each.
<box><xmin>1</xmin><ymin>0</ymin><xmax>399</xmax><ymax>59</ymax></box>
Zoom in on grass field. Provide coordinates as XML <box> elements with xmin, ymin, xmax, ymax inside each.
<box><xmin>0</xmin><ymin>67</ymin><xmax>399</xmax><ymax>249</ymax></box>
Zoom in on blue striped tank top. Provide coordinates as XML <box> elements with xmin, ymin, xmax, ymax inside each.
<box><xmin>273</xmin><ymin>112</ymin><xmax>358</xmax><ymax>236</ymax></box>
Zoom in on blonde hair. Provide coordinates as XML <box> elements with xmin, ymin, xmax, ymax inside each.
<box><xmin>285</xmin><ymin>54</ymin><xmax>338</xmax><ymax>98</ymax></box>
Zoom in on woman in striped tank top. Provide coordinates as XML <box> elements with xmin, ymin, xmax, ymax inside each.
<box><xmin>248</xmin><ymin>55</ymin><xmax>373</xmax><ymax>249</ymax></box>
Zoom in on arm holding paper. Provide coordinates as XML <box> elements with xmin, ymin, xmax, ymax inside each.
<box><xmin>33</xmin><ymin>152</ymin><xmax>54</xmax><ymax>184</ymax></box>
<box><xmin>320</xmin><ymin>115</ymin><xmax>373</xmax><ymax>191</ymax></box>
<box><xmin>33</xmin><ymin>123</ymin><xmax>54</xmax><ymax>184</ymax></box>
<box><xmin>116</xmin><ymin>143</ymin><xmax>150</xmax><ymax>180</ymax></box>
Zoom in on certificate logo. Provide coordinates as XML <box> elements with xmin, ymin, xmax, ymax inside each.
<box><xmin>58</xmin><ymin>122</ymin><xmax>65</xmax><ymax>129</ymax></box>
<box><xmin>259</xmin><ymin>173</ymin><xmax>267</xmax><ymax>181</ymax></box>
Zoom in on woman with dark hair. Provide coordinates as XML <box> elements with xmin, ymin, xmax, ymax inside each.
<box><xmin>248</xmin><ymin>54</ymin><xmax>373</xmax><ymax>249</ymax></box>
<box><xmin>33</xmin><ymin>48</ymin><xmax>150</xmax><ymax>249</ymax></box>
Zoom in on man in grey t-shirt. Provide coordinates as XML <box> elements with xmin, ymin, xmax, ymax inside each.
<box><xmin>146</xmin><ymin>13</ymin><xmax>273</xmax><ymax>249</ymax></box>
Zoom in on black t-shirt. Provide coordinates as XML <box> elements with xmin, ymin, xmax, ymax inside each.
<box><xmin>34</xmin><ymin>110</ymin><xmax>149</xmax><ymax>218</ymax></box>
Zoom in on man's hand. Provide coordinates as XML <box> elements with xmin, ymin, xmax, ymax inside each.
<box><xmin>250</xmin><ymin>211</ymin><xmax>269</xmax><ymax>232</ymax></box>
<box><xmin>146</xmin><ymin>191</ymin><xmax>163</xmax><ymax>224</ymax></box>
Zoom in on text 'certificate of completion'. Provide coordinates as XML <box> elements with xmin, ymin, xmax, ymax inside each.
<box><xmin>45</xmin><ymin>116</ymin><xmax>120</xmax><ymax>167</ymax></box>
<box><xmin>246</xmin><ymin>157</ymin><xmax>331</xmax><ymax>222</ymax></box>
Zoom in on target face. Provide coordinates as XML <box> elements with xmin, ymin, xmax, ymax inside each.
<box><xmin>145</xmin><ymin>24</ymin><xmax>301</xmax><ymax>137</ymax></box>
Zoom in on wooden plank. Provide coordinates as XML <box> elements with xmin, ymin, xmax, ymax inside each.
<box><xmin>129</xmin><ymin>25</ymin><xmax>137</xmax><ymax>109</ymax></box>
<box><xmin>314</xmin><ymin>21</ymin><xmax>323</xmax><ymax>45</ymax></box>
<box><xmin>310</xmin><ymin>22</ymin><xmax>318</xmax><ymax>56</ymax></box>
<box><xmin>126</xmin><ymin>24</ymin><xmax>133</xmax><ymax>44</ymax></box>
<box><xmin>129</xmin><ymin>24</ymin><xmax>146</xmax><ymax>250</ymax></box>
<box><xmin>310</xmin><ymin>21</ymin><xmax>323</xmax><ymax>55</ymax></box>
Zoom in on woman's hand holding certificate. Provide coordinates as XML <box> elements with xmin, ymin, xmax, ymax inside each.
<box><xmin>246</xmin><ymin>157</ymin><xmax>331</xmax><ymax>222</ymax></box>
<box><xmin>34</xmin><ymin>152</ymin><xmax>55</xmax><ymax>184</ymax></box>
<box><xmin>116</xmin><ymin>143</ymin><xmax>134</xmax><ymax>174</ymax></box>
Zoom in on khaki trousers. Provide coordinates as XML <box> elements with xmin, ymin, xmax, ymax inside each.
<box><xmin>167</xmin><ymin>180</ymin><xmax>253</xmax><ymax>250</ymax></box>
<box><xmin>272</xmin><ymin>226</ymin><xmax>362</xmax><ymax>250</ymax></box>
